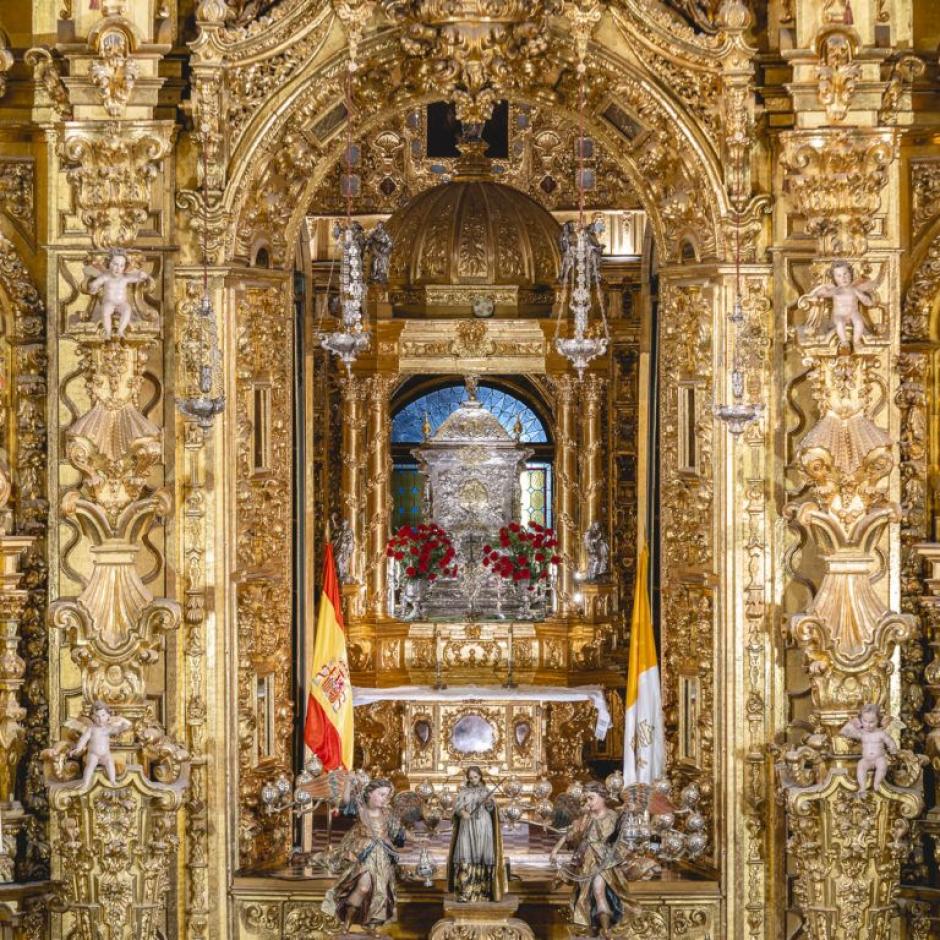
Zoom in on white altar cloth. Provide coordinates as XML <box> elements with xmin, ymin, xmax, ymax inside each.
<box><xmin>352</xmin><ymin>685</ymin><xmax>612</xmax><ymax>740</ymax></box>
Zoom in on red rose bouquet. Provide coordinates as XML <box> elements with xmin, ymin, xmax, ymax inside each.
<box><xmin>482</xmin><ymin>521</ymin><xmax>561</xmax><ymax>589</ymax></box>
<box><xmin>386</xmin><ymin>523</ymin><xmax>457</xmax><ymax>582</ymax></box>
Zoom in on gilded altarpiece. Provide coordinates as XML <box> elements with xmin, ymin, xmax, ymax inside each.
<box><xmin>0</xmin><ymin>1</ymin><xmax>935</xmax><ymax>939</ymax></box>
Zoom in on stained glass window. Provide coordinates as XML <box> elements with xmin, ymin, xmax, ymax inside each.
<box><xmin>520</xmin><ymin>461</ymin><xmax>552</xmax><ymax>528</ymax></box>
<box><xmin>392</xmin><ymin>464</ymin><xmax>425</xmax><ymax>528</ymax></box>
<box><xmin>392</xmin><ymin>383</ymin><xmax>549</xmax><ymax>443</ymax></box>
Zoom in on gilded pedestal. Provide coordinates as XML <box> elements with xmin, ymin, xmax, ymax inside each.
<box><xmin>430</xmin><ymin>895</ymin><xmax>535</xmax><ymax>940</ymax></box>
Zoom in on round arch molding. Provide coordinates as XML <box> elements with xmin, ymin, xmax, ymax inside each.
<box><xmin>184</xmin><ymin>2</ymin><xmax>740</xmax><ymax>271</ymax></box>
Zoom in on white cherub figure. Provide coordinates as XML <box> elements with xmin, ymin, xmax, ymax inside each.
<box><xmin>84</xmin><ymin>250</ymin><xmax>149</xmax><ymax>340</ymax></box>
<box><xmin>802</xmin><ymin>260</ymin><xmax>883</xmax><ymax>349</ymax></box>
<box><xmin>840</xmin><ymin>703</ymin><xmax>897</xmax><ymax>795</ymax></box>
<box><xmin>68</xmin><ymin>700</ymin><xmax>131</xmax><ymax>787</ymax></box>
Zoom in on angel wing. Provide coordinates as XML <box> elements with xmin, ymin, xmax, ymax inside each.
<box><xmin>796</xmin><ymin>290</ymin><xmax>828</xmax><ymax>336</ymax></box>
<box><xmin>391</xmin><ymin>789</ymin><xmax>424</xmax><ymax>827</ymax></box>
<box><xmin>63</xmin><ymin>715</ymin><xmax>93</xmax><ymax>738</ymax></box>
<box><xmin>294</xmin><ymin>767</ymin><xmax>348</xmax><ymax>805</ymax></box>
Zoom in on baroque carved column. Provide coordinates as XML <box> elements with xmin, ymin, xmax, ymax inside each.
<box><xmin>578</xmin><ymin>373</ymin><xmax>605</xmax><ymax>568</ymax></box>
<box><xmin>552</xmin><ymin>374</ymin><xmax>577</xmax><ymax>616</ymax></box>
<box><xmin>774</xmin><ymin>3</ymin><xmax>925</xmax><ymax>932</ymax></box>
<box><xmin>914</xmin><ymin>544</ymin><xmax>940</xmax><ymax>864</ymax></box>
<box><xmin>0</xmin><ymin>536</ymin><xmax>35</xmax><ymax>882</ymax></box>
<box><xmin>340</xmin><ymin>375</ymin><xmax>365</xmax><ymax>617</ymax></box>
<box><xmin>577</xmin><ymin>372</ymin><xmax>613</xmax><ymax>629</ymax></box>
<box><xmin>36</xmin><ymin>3</ymin><xmax>189</xmax><ymax>938</ymax></box>
<box><xmin>43</xmin><ymin>333</ymin><xmax>188</xmax><ymax>940</ymax></box>
<box><xmin>365</xmin><ymin>374</ymin><xmax>394</xmax><ymax>619</ymax></box>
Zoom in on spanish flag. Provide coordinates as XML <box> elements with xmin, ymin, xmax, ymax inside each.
<box><xmin>623</xmin><ymin>545</ymin><xmax>665</xmax><ymax>784</ymax></box>
<box><xmin>304</xmin><ymin>543</ymin><xmax>354</xmax><ymax>771</ymax></box>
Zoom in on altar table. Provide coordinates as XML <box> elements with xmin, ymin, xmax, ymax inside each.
<box><xmin>352</xmin><ymin>684</ymin><xmax>612</xmax><ymax>739</ymax></box>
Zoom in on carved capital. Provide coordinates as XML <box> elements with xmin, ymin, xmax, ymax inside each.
<box><xmin>781</xmin><ymin>771</ymin><xmax>923</xmax><ymax>940</ymax></box>
<box><xmin>780</xmin><ymin>130</ymin><xmax>897</xmax><ymax>258</ymax></box>
<box><xmin>58</xmin><ymin>122</ymin><xmax>174</xmax><ymax>248</ymax></box>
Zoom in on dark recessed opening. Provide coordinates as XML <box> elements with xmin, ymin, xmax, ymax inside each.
<box><xmin>426</xmin><ymin>100</ymin><xmax>510</xmax><ymax>159</ymax></box>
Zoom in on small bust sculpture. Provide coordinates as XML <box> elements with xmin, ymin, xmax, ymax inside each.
<box><xmin>583</xmin><ymin>522</ymin><xmax>610</xmax><ymax>582</ymax></box>
<box><xmin>83</xmin><ymin>249</ymin><xmax>150</xmax><ymax>340</ymax></box>
<box><xmin>69</xmin><ymin>700</ymin><xmax>132</xmax><ymax>787</ymax></box>
<box><xmin>840</xmin><ymin>703</ymin><xmax>897</xmax><ymax>795</ymax></box>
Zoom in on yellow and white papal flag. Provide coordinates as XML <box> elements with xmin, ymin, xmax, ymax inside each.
<box><xmin>623</xmin><ymin>544</ymin><xmax>665</xmax><ymax>784</ymax></box>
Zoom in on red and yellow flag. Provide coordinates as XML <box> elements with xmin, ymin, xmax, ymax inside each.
<box><xmin>304</xmin><ymin>543</ymin><xmax>354</xmax><ymax>771</ymax></box>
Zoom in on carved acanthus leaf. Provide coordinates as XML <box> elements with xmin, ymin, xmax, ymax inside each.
<box><xmin>780</xmin><ymin>130</ymin><xmax>897</xmax><ymax>258</ymax></box>
<box><xmin>59</xmin><ymin>123</ymin><xmax>173</xmax><ymax>249</ymax></box>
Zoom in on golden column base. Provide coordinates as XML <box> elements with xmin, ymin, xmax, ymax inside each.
<box><xmin>430</xmin><ymin>895</ymin><xmax>535</xmax><ymax>940</ymax></box>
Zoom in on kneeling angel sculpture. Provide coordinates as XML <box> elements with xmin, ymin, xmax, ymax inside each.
<box><xmin>321</xmin><ymin>774</ymin><xmax>406</xmax><ymax>932</ymax></box>
<box><xmin>550</xmin><ymin>782</ymin><xmax>659</xmax><ymax>938</ymax></box>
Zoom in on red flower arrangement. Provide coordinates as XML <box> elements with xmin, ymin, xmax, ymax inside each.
<box><xmin>482</xmin><ymin>521</ymin><xmax>560</xmax><ymax>588</ymax></box>
<box><xmin>386</xmin><ymin>523</ymin><xmax>457</xmax><ymax>582</ymax></box>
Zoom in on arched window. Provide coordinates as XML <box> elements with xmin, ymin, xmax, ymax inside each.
<box><xmin>390</xmin><ymin>380</ymin><xmax>553</xmax><ymax>530</ymax></box>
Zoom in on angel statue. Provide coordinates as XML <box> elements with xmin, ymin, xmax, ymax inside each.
<box><xmin>583</xmin><ymin>522</ymin><xmax>609</xmax><ymax>582</ymax></box>
<box><xmin>68</xmin><ymin>701</ymin><xmax>132</xmax><ymax>788</ymax></box>
<box><xmin>366</xmin><ymin>221</ymin><xmax>394</xmax><ymax>284</ymax></box>
<box><xmin>558</xmin><ymin>220</ymin><xmax>578</xmax><ymax>285</ymax></box>
<box><xmin>331</xmin><ymin>512</ymin><xmax>355</xmax><ymax>584</ymax></box>
<box><xmin>584</xmin><ymin>217</ymin><xmax>606</xmax><ymax>292</ymax></box>
<box><xmin>83</xmin><ymin>249</ymin><xmax>151</xmax><ymax>340</ymax></box>
<box><xmin>447</xmin><ymin>765</ymin><xmax>508</xmax><ymax>902</ymax></box>
<box><xmin>798</xmin><ymin>259</ymin><xmax>883</xmax><ymax>349</ymax></box>
<box><xmin>550</xmin><ymin>782</ymin><xmax>659</xmax><ymax>938</ymax></box>
<box><xmin>840</xmin><ymin>703</ymin><xmax>898</xmax><ymax>795</ymax></box>
<box><xmin>321</xmin><ymin>774</ymin><xmax>406</xmax><ymax>933</ymax></box>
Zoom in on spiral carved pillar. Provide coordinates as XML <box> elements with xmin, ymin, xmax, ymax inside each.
<box><xmin>552</xmin><ymin>375</ymin><xmax>577</xmax><ymax>615</ymax></box>
<box><xmin>365</xmin><ymin>375</ymin><xmax>394</xmax><ymax>619</ymax></box>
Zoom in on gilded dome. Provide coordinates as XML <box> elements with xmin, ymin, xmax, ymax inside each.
<box><xmin>386</xmin><ymin>159</ymin><xmax>561</xmax><ymax>317</ymax></box>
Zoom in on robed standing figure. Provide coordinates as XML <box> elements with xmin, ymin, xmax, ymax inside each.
<box><xmin>447</xmin><ymin>765</ymin><xmax>508</xmax><ymax>902</ymax></box>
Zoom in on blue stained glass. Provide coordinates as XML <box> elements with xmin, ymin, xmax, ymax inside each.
<box><xmin>392</xmin><ymin>383</ymin><xmax>548</xmax><ymax>444</ymax></box>
<box><xmin>392</xmin><ymin>465</ymin><xmax>425</xmax><ymax>527</ymax></box>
